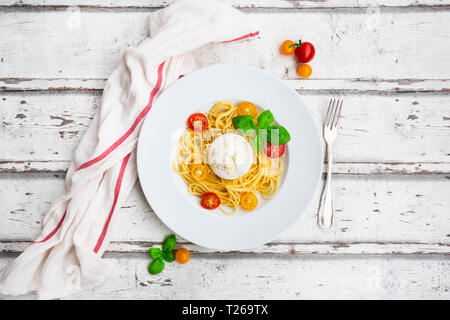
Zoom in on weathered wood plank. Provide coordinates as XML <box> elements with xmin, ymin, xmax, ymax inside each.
<box><xmin>0</xmin><ymin>10</ymin><xmax>449</xmax><ymax>81</ymax></box>
<box><xmin>0</xmin><ymin>254</ymin><xmax>448</xmax><ymax>299</ymax></box>
<box><xmin>0</xmin><ymin>173</ymin><xmax>449</xmax><ymax>252</ymax></box>
<box><xmin>1</xmin><ymin>92</ymin><xmax>449</xmax><ymax>173</ymax></box>
<box><xmin>2</xmin><ymin>78</ymin><xmax>449</xmax><ymax>92</ymax></box>
<box><xmin>2</xmin><ymin>161</ymin><xmax>450</xmax><ymax>175</ymax></box>
<box><xmin>1</xmin><ymin>0</ymin><xmax>449</xmax><ymax>9</ymax></box>
<box><xmin>1</xmin><ymin>241</ymin><xmax>449</xmax><ymax>255</ymax></box>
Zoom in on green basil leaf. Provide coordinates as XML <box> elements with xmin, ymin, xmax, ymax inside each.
<box><xmin>232</xmin><ymin>115</ymin><xmax>256</xmax><ymax>131</ymax></box>
<box><xmin>149</xmin><ymin>247</ymin><xmax>162</xmax><ymax>259</ymax></box>
<box><xmin>148</xmin><ymin>258</ymin><xmax>165</xmax><ymax>275</ymax></box>
<box><xmin>257</xmin><ymin>110</ymin><xmax>274</xmax><ymax>129</ymax></box>
<box><xmin>162</xmin><ymin>234</ymin><xmax>176</xmax><ymax>253</ymax></box>
<box><xmin>267</xmin><ymin>126</ymin><xmax>291</xmax><ymax>145</ymax></box>
<box><xmin>251</xmin><ymin>128</ymin><xmax>268</xmax><ymax>153</ymax></box>
<box><xmin>162</xmin><ymin>251</ymin><xmax>175</xmax><ymax>263</ymax></box>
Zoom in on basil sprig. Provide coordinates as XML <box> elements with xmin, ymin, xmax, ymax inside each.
<box><xmin>232</xmin><ymin>115</ymin><xmax>256</xmax><ymax>133</ymax></box>
<box><xmin>162</xmin><ymin>251</ymin><xmax>175</xmax><ymax>262</ymax></box>
<box><xmin>149</xmin><ymin>247</ymin><xmax>162</xmax><ymax>259</ymax></box>
<box><xmin>232</xmin><ymin>109</ymin><xmax>290</xmax><ymax>152</ymax></box>
<box><xmin>148</xmin><ymin>234</ymin><xmax>177</xmax><ymax>275</ymax></box>
<box><xmin>267</xmin><ymin>125</ymin><xmax>291</xmax><ymax>145</ymax></box>
<box><xmin>148</xmin><ymin>259</ymin><xmax>165</xmax><ymax>275</ymax></box>
<box><xmin>257</xmin><ymin>110</ymin><xmax>274</xmax><ymax>129</ymax></box>
<box><xmin>162</xmin><ymin>234</ymin><xmax>176</xmax><ymax>252</ymax></box>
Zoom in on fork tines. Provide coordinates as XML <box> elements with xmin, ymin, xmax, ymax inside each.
<box><xmin>325</xmin><ymin>99</ymin><xmax>343</xmax><ymax>128</ymax></box>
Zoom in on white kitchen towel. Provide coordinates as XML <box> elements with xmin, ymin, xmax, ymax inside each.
<box><xmin>0</xmin><ymin>0</ymin><xmax>259</xmax><ymax>299</ymax></box>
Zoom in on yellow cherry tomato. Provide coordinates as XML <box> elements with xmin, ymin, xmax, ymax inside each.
<box><xmin>240</xmin><ymin>193</ymin><xmax>258</xmax><ymax>211</ymax></box>
<box><xmin>237</xmin><ymin>101</ymin><xmax>257</xmax><ymax>118</ymax></box>
<box><xmin>280</xmin><ymin>40</ymin><xmax>295</xmax><ymax>56</ymax></box>
<box><xmin>175</xmin><ymin>248</ymin><xmax>190</xmax><ymax>264</ymax></box>
<box><xmin>297</xmin><ymin>64</ymin><xmax>312</xmax><ymax>78</ymax></box>
<box><xmin>190</xmin><ymin>164</ymin><xmax>208</xmax><ymax>181</ymax></box>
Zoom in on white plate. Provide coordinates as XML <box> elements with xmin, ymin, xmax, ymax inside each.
<box><xmin>137</xmin><ymin>64</ymin><xmax>322</xmax><ymax>250</ymax></box>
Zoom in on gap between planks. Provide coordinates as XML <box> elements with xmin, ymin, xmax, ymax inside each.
<box><xmin>1</xmin><ymin>78</ymin><xmax>449</xmax><ymax>93</ymax></box>
<box><xmin>1</xmin><ymin>161</ymin><xmax>450</xmax><ymax>174</ymax></box>
<box><xmin>1</xmin><ymin>0</ymin><xmax>450</xmax><ymax>9</ymax></box>
<box><xmin>1</xmin><ymin>240</ymin><xmax>449</xmax><ymax>255</ymax></box>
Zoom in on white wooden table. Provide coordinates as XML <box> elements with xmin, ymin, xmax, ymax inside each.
<box><xmin>1</xmin><ymin>0</ymin><xmax>449</xmax><ymax>299</ymax></box>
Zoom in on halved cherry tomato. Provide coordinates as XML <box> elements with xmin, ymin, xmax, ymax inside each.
<box><xmin>237</xmin><ymin>101</ymin><xmax>257</xmax><ymax>118</ymax></box>
<box><xmin>265</xmin><ymin>142</ymin><xmax>286</xmax><ymax>158</ymax></box>
<box><xmin>175</xmin><ymin>248</ymin><xmax>190</xmax><ymax>264</ymax></box>
<box><xmin>279</xmin><ymin>40</ymin><xmax>295</xmax><ymax>56</ymax></box>
<box><xmin>200</xmin><ymin>192</ymin><xmax>220</xmax><ymax>210</ymax></box>
<box><xmin>190</xmin><ymin>164</ymin><xmax>208</xmax><ymax>181</ymax></box>
<box><xmin>297</xmin><ymin>64</ymin><xmax>312</xmax><ymax>78</ymax></box>
<box><xmin>294</xmin><ymin>41</ymin><xmax>315</xmax><ymax>63</ymax></box>
<box><xmin>187</xmin><ymin>113</ymin><xmax>208</xmax><ymax>131</ymax></box>
<box><xmin>240</xmin><ymin>193</ymin><xmax>258</xmax><ymax>211</ymax></box>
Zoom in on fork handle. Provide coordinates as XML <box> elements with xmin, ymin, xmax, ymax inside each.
<box><xmin>317</xmin><ymin>146</ymin><xmax>333</xmax><ymax>229</ymax></box>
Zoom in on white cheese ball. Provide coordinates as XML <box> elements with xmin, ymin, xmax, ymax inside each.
<box><xmin>208</xmin><ymin>133</ymin><xmax>253</xmax><ymax>180</ymax></box>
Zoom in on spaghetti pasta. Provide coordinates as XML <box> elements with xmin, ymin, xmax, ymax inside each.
<box><xmin>173</xmin><ymin>101</ymin><xmax>283</xmax><ymax>215</ymax></box>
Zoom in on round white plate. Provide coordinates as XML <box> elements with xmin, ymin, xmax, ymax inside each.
<box><xmin>137</xmin><ymin>64</ymin><xmax>322</xmax><ymax>250</ymax></box>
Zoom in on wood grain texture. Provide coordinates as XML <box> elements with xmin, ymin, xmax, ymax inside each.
<box><xmin>0</xmin><ymin>9</ymin><xmax>450</xmax><ymax>81</ymax></box>
<box><xmin>2</xmin><ymin>161</ymin><xmax>450</xmax><ymax>175</ymax></box>
<box><xmin>0</xmin><ymin>254</ymin><xmax>448</xmax><ymax>299</ymax></box>
<box><xmin>1</xmin><ymin>91</ymin><xmax>449</xmax><ymax>173</ymax></box>
<box><xmin>2</xmin><ymin>0</ymin><xmax>450</xmax><ymax>9</ymax></box>
<box><xmin>2</xmin><ymin>78</ymin><xmax>450</xmax><ymax>92</ymax></box>
<box><xmin>1</xmin><ymin>241</ymin><xmax>449</xmax><ymax>255</ymax></box>
<box><xmin>0</xmin><ymin>0</ymin><xmax>449</xmax><ymax>300</ymax></box>
<box><xmin>1</xmin><ymin>173</ymin><xmax>449</xmax><ymax>253</ymax></box>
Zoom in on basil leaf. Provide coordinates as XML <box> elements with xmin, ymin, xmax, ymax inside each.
<box><xmin>149</xmin><ymin>247</ymin><xmax>162</xmax><ymax>259</ymax></box>
<box><xmin>162</xmin><ymin>234</ymin><xmax>176</xmax><ymax>253</ymax></box>
<box><xmin>162</xmin><ymin>251</ymin><xmax>175</xmax><ymax>263</ymax></box>
<box><xmin>251</xmin><ymin>128</ymin><xmax>268</xmax><ymax>153</ymax></box>
<box><xmin>148</xmin><ymin>258</ymin><xmax>165</xmax><ymax>275</ymax></box>
<box><xmin>232</xmin><ymin>115</ymin><xmax>256</xmax><ymax>131</ymax></box>
<box><xmin>257</xmin><ymin>110</ymin><xmax>274</xmax><ymax>129</ymax></box>
<box><xmin>267</xmin><ymin>126</ymin><xmax>291</xmax><ymax>145</ymax></box>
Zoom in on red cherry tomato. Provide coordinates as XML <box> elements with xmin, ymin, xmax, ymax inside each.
<box><xmin>200</xmin><ymin>192</ymin><xmax>220</xmax><ymax>210</ymax></box>
<box><xmin>265</xmin><ymin>142</ymin><xmax>286</xmax><ymax>158</ymax></box>
<box><xmin>187</xmin><ymin>113</ymin><xmax>208</xmax><ymax>131</ymax></box>
<box><xmin>294</xmin><ymin>42</ymin><xmax>315</xmax><ymax>63</ymax></box>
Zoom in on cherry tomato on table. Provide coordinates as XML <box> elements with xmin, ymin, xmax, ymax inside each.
<box><xmin>240</xmin><ymin>193</ymin><xmax>258</xmax><ymax>211</ymax></box>
<box><xmin>175</xmin><ymin>248</ymin><xmax>190</xmax><ymax>264</ymax></box>
<box><xmin>279</xmin><ymin>40</ymin><xmax>295</xmax><ymax>56</ymax></box>
<box><xmin>294</xmin><ymin>41</ymin><xmax>315</xmax><ymax>63</ymax></box>
<box><xmin>190</xmin><ymin>164</ymin><xmax>208</xmax><ymax>181</ymax></box>
<box><xmin>297</xmin><ymin>64</ymin><xmax>312</xmax><ymax>78</ymax></box>
<box><xmin>265</xmin><ymin>142</ymin><xmax>286</xmax><ymax>158</ymax></box>
<box><xmin>187</xmin><ymin>113</ymin><xmax>208</xmax><ymax>131</ymax></box>
<box><xmin>200</xmin><ymin>192</ymin><xmax>220</xmax><ymax>210</ymax></box>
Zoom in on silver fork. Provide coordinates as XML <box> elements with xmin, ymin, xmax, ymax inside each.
<box><xmin>317</xmin><ymin>99</ymin><xmax>343</xmax><ymax>229</ymax></box>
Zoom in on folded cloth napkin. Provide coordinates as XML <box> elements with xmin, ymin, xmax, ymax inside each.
<box><xmin>0</xmin><ymin>0</ymin><xmax>259</xmax><ymax>299</ymax></box>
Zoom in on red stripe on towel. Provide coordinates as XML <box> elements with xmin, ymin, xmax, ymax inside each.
<box><xmin>93</xmin><ymin>153</ymin><xmax>131</xmax><ymax>253</ymax></box>
<box><xmin>32</xmin><ymin>210</ymin><xmax>67</xmax><ymax>244</ymax></box>
<box><xmin>221</xmin><ymin>31</ymin><xmax>259</xmax><ymax>43</ymax></box>
<box><xmin>76</xmin><ymin>61</ymin><xmax>165</xmax><ymax>171</ymax></box>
